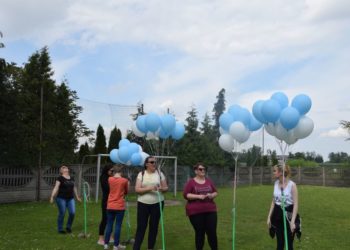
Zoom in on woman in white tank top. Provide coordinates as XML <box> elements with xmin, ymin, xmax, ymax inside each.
<box><xmin>267</xmin><ymin>164</ymin><xmax>299</xmax><ymax>250</ymax></box>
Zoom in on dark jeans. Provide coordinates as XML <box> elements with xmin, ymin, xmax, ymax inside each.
<box><xmin>189</xmin><ymin>212</ymin><xmax>218</xmax><ymax>250</ymax></box>
<box><xmin>99</xmin><ymin>200</ymin><xmax>107</xmax><ymax>235</ymax></box>
<box><xmin>133</xmin><ymin>201</ymin><xmax>164</xmax><ymax>250</ymax></box>
<box><xmin>105</xmin><ymin>209</ymin><xmax>125</xmax><ymax>247</ymax></box>
<box><xmin>55</xmin><ymin>197</ymin><xmax>75</xmax><ymax>232</ymax></box>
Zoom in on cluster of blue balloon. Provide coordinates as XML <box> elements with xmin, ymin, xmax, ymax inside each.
<box><xmin>252</xmin><ymin>92</ymin><xmax>314</xmax><ymax>145</ymax></box>
<box><xmin>218</xmin><ymin>104</ymin><xmax>263</xmax><ymax>152</ymax></box>
<box><xmin>109</xmin><ymin>139</ymin><xmax>149</xmax><ymax>166</ymax></box>
<box><xmin>132</xmin><ymin>112</ymin><xmax>185</xmax><ymax>140</ymax></box>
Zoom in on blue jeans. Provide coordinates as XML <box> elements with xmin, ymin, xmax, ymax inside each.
<box><xmin>56</xmin><ymin>197</ymin><xmax>75</xmax><ymax>232</ymax></box>
<box><xmin>105</xmin><ymin>210</ymin><xmax>125</xmax><ymax>246</ymax></box>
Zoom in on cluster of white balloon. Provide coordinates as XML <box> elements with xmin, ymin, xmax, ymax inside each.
<box><xmin>132</xmin><ymin>112</ymin><xmax>185</xmax><ymax>141</ymax></box>
<box><xmin>252</xmin><ymin>92</ymin><xmax>314</xmax><ymax>146</ymax></box>
<box><xmin>109</xmin><ymin>139</ymin><xmax>149</xmax><ymax>166</ymax></box>
<box><xmin>218</xmin><ymin>104</ymin><xmax>263</xmax><ymax>153</ymax></box>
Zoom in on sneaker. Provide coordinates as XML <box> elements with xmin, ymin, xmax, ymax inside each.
<box><xmin>66</xmin><ymin>228</ymin><xmax>72</xmax><ymax>233</ymax></box>
<box><xmin>113</xmin><ymin>247</ymin><xmax>118</xmax><ymax>250</ymax></box>
<box><xmin>104</xmin><ymin>244</ymin><xmax>109</xmax><ymax>250</ymax></box>
<box><xmin>117</xmin><ymin>244</ymin><xmax>126</xmax><ymax>249</ymax></box>
<box><xmin>97</xmin><ymin>240</ymin><xmax>104</xmax><ymax>246</ymax></box>
<box><xmin>58</xmin><ymin>230</ymin><xmax>66</xmax><ymax>234</ymax></box>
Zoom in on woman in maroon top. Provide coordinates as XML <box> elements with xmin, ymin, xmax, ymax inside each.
<box><xmin>183</xmin><ymin>163</ymin><xmax>218</xmax><ymax>250</ymax></box>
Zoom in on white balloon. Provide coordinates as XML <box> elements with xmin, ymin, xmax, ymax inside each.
<box><xmin>132</xmin><ymin>121</ymin><xmax>145</xmax><ymax>137</ymax></box>
<box><xmin>146</xmin><ymin>131</ymin><xmax>158</xmax><ymax>140</ymax></box>
<box><xmin>264</xmin><ymin>123</ymin><xmax>276</xmax><ymax>136</ymax></box>
<box><xmin>284</xmin><ymin>130</ymin><xmax>298</xmax><ymax>145</ymax></box>
<box><xmin>218</xmin><ymin>134</ymin><xmax>235</xmax><ymax>152</ymax></box>
<box><xmin>275</xmin><ymin>122</ymin><xmax>288</xmax><ymax>141</ymax></box>
<box><xmin>229</xmin><ymin>121</ymin><xmax>250</xmax><ymax>143</ymax></box>
<box><xmin>140</xmin><ymin>151</ymin><xmax>150</xmax><ymax>165</ymax></box>
<box><xmin>294</xmin><ymin>116</ymin><xmax>314</xmax><ymax>139</ymax></box>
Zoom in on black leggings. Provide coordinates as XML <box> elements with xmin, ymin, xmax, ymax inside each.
<box><xmin>273</xmin><ymin>205</ymin><xmax>294</xmax><ymax>250</ymax></box>
<box><xmin>98</xmin><ymin>200</ymin><xmax>107</xmax><ymax>236</ymax></box>
<box><xmin>133</xmin><ymin>201</ymin><xmax>164</xmax><ymax>250</ymax></box>
<box><xmin>189</xmin><ymin>212</ymin><xmax>218</xmax><ymax>250</ymax></box>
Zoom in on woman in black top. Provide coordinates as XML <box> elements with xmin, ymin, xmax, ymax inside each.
<box><xmin>97</xmin><ymin>164</ymin><xmax>114</xmax><ymax>245</ymax></box>
<box><xmin>50</xmin><ymin>166</ymin><xmax>81</xmax><ymax>234</ymax></box>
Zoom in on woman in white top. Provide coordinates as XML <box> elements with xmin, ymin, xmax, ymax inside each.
<box><xmin>133</xmin><ymin>156</ymin><xmax>168</xmax><ymax>250</ymax></box>
<box><xmin>267</xmin><ymin>164</ymin><xmax>299</xmax><ymax>250</ymax></box>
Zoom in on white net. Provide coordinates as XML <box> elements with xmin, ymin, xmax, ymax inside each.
<box><xmin>77</xmin><ymin>98</ymin><xmax>138</xmax><ymax>138</ymax></box>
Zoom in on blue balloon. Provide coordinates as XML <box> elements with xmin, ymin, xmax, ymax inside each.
<box><xmin>252</xmin><ymin>100</ymin><xmax>267</xmax><ymax>124</ymax></box>
<box><xmin>291</xmin><ymin>94</ymin><xmax>312</xmax><ymax>115</ymax></box>
<box><xmin>171</xmin><ymin>122</ymin><xmax>185</xmax><ymax>140</ymax></box>
<box><xmin>136</xmin><ymin>115</ymin><xmax>147</xmax><ymax>133</ymax></box>
<box><xmin>248</xmin><ymin>114</ymin><xmax>263</xmax><ymax>131</ymax></box>
<box><xmin>228</xmin><ymin>104</ymin><xmax>242</xmax><ymax>119</ymax></box>
<box><xmin>119</xmin><ymin>138</ymin><xmax>130</xmax><ymax>148</ymax></box>
<box><xmin>271</xmin><ymin>92</ymin><xmax>289</xmax><ymax>109</ymax></box>
<box><xmin>235</xmin><ymin>108</ymin><xmax>251</xmax><ymax>127</ymax></box>
<box><xmin>118</xmin><ymin>146</ymin><xmax>131</xmax><ymax>163</ymax></box>
<box><xmin>261</xmin><ymin>99</ymin><xmax>281</xmax><ymax>123</ymax></box>
<box><xmin>159</xmin><ymin>128</ymin><xmax>170</xmax><ymax>139</ymax></box>
<box><xmin>161</xmin><ymin>114</ymin><xmax>176</xmax><ymax>134</ymax></box>
<box><xmin>219</xmin><ymin>113</ymin><xmax>234</xmax><ymax>131</ymax></box>
<box><xmin>145</xmin><ymin>112</ymin><xmax>161</xmax><ymax>132</ymax></box>
<box><xmin>128</xmin><ymin>142</ymin><xmax>139</xmax><ymax>155</ymax></box>
<box><xmin>280</xmin><ymin>107</ymin><xmax>300</xmax><ymax>130</ymax></box>
<box><xmin>130</xmin><ymin>152</ymin><xmax>142</xmax><ymax>166</ymax></box>
<box><xmin>109</xmin><ymin>149</ymin><xmax>120</xmax><ymax>163</ymax></box>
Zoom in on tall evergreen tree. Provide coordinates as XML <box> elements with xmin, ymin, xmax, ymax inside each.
<box><xmin>173</xmin><ymin>105</ymin><xmax>201</xmax><ymax>165</ymax></box>
<box><xmin>0</xmin><ymin>61</ymin><xmax>23</xmax><ymax>165</ymax></box>
<box><xmin>0</xmin><ymin>47</ymin><xmax>91</xmax><ymax>167</ymax></box>
<box><xmin>78</xmin><ymin>142</ymin><xmax>91</xmax><ymax>163</ymax></box>
<box><xmin>212</xmin><ymin>88</ymin><xmax>226</xmax><ymax>137</ymax></box>
<box><xmin>108</xmin><ymin>126</ymin><xmax>122</xmax><ymax>153</ymax></box>
<box><xmin>198</xmin><ymin>113</ymin><xmax>227</xmax><ymax>166</ymax></box>
<box><xmin>94</xmin><ymin>124</ymin><xmax>107</xmax><ymax>155</ymax></box>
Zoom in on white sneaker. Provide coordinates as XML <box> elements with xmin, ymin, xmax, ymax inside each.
<box><xmin>117</xmin><ymin>244</ymin><xmax>126</xmax><ymax>249</ymax></box>
<box><xmin>104</xmin><ymin>244</ymin><xmax>109</xmax><ymax>250</ymax></box>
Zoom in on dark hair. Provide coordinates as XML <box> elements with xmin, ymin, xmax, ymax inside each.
<box><xmin>144</xmin><ymin>156</ymin><xmax>155</xmax><ymax>169</ymax></box>
<box><xmin>193</xmin><ymin>162</ymin><xmax>205</xmax><ymax>171</ymax></box>
<box><xmin>101</xmin><ymin>163</ymin><xmax>113</xmax><ymax>177</ymax></box>
<box><xmin>112</xmin><ymin>164</ymin><xmax>124</xmax><ymax>174</ymax></box>
<box><xmin>141</xmin><ymin>156</ymin><xmax>162</xmax><ymax>183</ymax></box>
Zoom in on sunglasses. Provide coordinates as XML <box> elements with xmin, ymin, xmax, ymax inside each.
<box><xmin>197</xmin><ymin>168</ymin><xmax>206</xmax><ymax>172</ymax></box>
<box><xmin>148</xmin><ymin>161</ymin><xmax>156</xmax><ymax>164</ymax></box>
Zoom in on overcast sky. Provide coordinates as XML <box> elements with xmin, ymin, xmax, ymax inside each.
<box><xmin>1</xmin><ymin>0</ymin><xmax>350</xmax><ymax>160</ymax></box>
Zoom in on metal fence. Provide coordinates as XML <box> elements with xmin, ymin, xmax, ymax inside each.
<box><xmin>1</xmin><ymin>165</ymin><xmax>350</xmax><ymax>203</ymax></box>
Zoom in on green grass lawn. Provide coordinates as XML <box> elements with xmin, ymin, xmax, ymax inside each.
<box><xmin>1</xmin><ymin>185</ymin><xmax>349</xmax><ymax>250</ymax></box>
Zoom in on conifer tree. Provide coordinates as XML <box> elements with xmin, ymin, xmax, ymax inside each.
<box><xmin>94</xmin><ymin>124</ymin><xmax>107</xmax><ymax>155</ymax></box>
<box><xmin>108</xmin><ymin>126</ymin><xmax>122</xmax><ymax>153</ymax></box>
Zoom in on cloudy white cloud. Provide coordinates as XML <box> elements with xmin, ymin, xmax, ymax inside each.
<box><xmin>321</xmin><ymin>127</ymin><xmax>349</xmax><ymax>138</ymax></box>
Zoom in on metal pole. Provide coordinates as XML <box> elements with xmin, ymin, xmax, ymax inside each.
<box><xmin>96</xmin><ymin>154</ymin><xmax>101</xmax><ymax>203</ymax></box>
<box><xmin>174</xmin><ymin>157</ymin><xmax>177</xmax><ymax>197</ymax></box>
<box><xmin>95</xmin><ymin>154</ymin><xmax>110</xmax><ymax>203</ymax></box>
<box><xmin>37</xmin><ymin>83</ymin><xmax>43</xmax><ymax>201</ymax></box>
